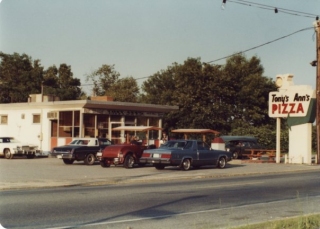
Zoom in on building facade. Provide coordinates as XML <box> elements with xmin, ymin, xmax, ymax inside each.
<box><xmin>0</xmin><ymin>95</ymin><xmax>178</xmax><ymax>154</ymax></box>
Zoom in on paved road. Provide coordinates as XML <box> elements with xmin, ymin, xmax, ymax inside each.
<box><xmin>0</xmin><ymin>157</ymin><xmax>319</xmax><ymax>190</ymax></box>
<box><xmin>1</xmin><ymin>171</ymin><xmax>319</xmax><ymax>229</ymax></box>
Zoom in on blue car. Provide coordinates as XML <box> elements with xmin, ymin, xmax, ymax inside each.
<box><xmin>139</xmin><ymin>140</ymin><xmax>232</xmax><ymax>171</ymax></box>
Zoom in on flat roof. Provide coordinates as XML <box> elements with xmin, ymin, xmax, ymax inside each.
<box><xmin>0</xmin><ymin>100</ymin><xmax>179</xmax><ymax>113</ymax></box>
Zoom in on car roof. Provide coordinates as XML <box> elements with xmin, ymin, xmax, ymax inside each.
<box><xmin>220</xmin><ymin>135</ymin><xmax>257</xmax><ymax>142</ymax></box>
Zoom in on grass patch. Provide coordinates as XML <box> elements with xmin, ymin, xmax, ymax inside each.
<box><xmin>232</xmin><ymin>213</ymin><xmax>320</xmax><ymax>229</ymax></box>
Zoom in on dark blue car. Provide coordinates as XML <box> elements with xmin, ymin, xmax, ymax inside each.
<box><xmin>139</xmin><ymin>140</ymin><xmax>232</xmax><ymax>171</ymax></box>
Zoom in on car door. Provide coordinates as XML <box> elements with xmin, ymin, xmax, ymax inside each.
<box><xmin>197</xmin><ymin>141</ymin><xmax>213</xmax><ymax>166</ymax></box>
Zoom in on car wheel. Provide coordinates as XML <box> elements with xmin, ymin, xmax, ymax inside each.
<box><xmin>63</xmin><ymin>159</ymin><xmax>74</xmax><ymax>164</ymax></box>
<box><xmin>124</xmin><ymin>155</ymin><xmax>135</xmax><ymax>169</ymax></box>
<box><xmin>84</xmin><ymin>153</ymin><xmax>96</xmax><ymax>165</ymax></box>
<box><xmin>232</xmin><ymin>151</ymin><xmax>239</xmax><ymax>159</ymax></box>
<box><xmin>154</xmin><ymin>164</ymin><xmax>165</xmax><ymax>170</ymax></box>
<box><xmin>26</xmin><ymin>154</ymin><xmax>35</xmax><ymax>159</ymax></box>
<box><xmin>217</xmin><ymin>157</ymin><xmax>226</xmax><ymax>169</ymax></box>
<box><xmin>4</xmin><ymin>149</ymin><xmax>13</xmax><ymax>159</ymax></box>
<box><xmin>100</xmin><ymin>160</ymin><xmax>110</xmax><ymax>168</ymax></box>
<box><xmin>181</xmin><ymin>158</ymin><xmax>191</xmax><ymax>171</ymax></box>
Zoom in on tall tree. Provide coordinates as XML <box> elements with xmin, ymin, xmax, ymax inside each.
<box><xmin>86</xmin><ymin>64</ymin><xmax>120</xmax><ymax>96</ymax></box>
<box><xmin>109</xmin><ymin>77</ymin><xmax>140</xmax><ymax>102</ymax></box>
<box><xmin>43</xmin><ymin>64</ymin><xmax>82</xmax><ymax>100</ymax></box>
<box><xmin>86</xmin><ymin>64</ymin><xmax>140</xmax><ymax>102</ymax></box>
<box><xmin>141</xmin><ymin>54</ymin><xmax>277</xmax><ymax>134</ymax></box>
<box><xmin>0</xmin><ymin>52</ymin><xmax>43</xmax><ymax>103</ymax></box>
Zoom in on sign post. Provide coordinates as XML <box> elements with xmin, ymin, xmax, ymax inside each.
<box><xmin>269</xmin><ymin>74</ymin><xmax>316</xmax><ymax>164</ymax></box>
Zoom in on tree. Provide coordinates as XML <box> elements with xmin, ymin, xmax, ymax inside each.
<box><xmin>109</xmin><ymin>77</ymin><xmax>140</xmax><ymax>102</ymax></box>
<box><xmin>86</xmin><ymin>64</ymin><xmax>120</xmax><ymax>96</ymax></box>
<box><xmin>0</xmin><ymin>52</ymin><xmax>43</xmax><ymax>103</ymax></box>
<box><xmin>141</xmin><ymin>54</ymin><xmax>277</xmax><ymax>134</ymax></box>
<box><xmin>86</xmin><ymin>64</ymin><xmax>140</xmax><ymax>102</ymax></box>
<box><xmin>42</xmin><ymin>64</ymin><xmax>82</xmax><ymax>100</ymax></box>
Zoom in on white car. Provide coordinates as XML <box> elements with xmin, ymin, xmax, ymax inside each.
<box><xmin>0</xmin><ymin>137</ymin><xmax>41</xmax><ymax>159</ymax></box>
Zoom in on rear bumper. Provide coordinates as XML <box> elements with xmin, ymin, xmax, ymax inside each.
<box><xmin>139</xmin><ymin>158</ymin><xmax>171</xmax><ymax>164</ymax></box>
<box><xmin>55</xmin><ymin>153</ymin><xmax>74</xmax><ymax>160</ymax></box>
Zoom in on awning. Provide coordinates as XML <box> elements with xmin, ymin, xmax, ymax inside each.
<box><xmin>112</xmin><ymin>126</ymin><xmax>163</xmax><ymax>132</ymax></box>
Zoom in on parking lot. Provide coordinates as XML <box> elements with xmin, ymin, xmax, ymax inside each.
<box><xmin>0</xmin><ymin>156</ymin><xmax>319</xmax><ymax>190</ymax></box>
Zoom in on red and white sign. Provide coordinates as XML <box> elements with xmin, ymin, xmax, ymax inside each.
<box><xmin>268</xmin><ymin>90</ymin><xmax>315</xmax><ymax>118</ymax></box>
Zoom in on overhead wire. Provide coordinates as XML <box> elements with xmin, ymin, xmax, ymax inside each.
<box><xmin>82</xmin><ymin>2</ymin><xmax>319</xmax><ymax>85</ymax></box>
<box><xmin>226</xmin><ymin>0</ymin><xmax>319</xmax><ymax>19</ymax></box>
<box><xmin>206</xmin><ymin>26</ymin><xmax>315</xmax><ymax>64</ymax></box>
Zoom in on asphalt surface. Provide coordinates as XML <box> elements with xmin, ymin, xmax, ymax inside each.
<box><xmin>0</xmin><ymin>157</ymin><xmax>319</xmax><ymax>190</ymax></box>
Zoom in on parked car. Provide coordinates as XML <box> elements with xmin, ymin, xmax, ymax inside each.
<box><xmin>221</xmin><ymin>136</ymin><xmax>265</xmax><ymax>159</ymax></box>
<box><xmin>0</xmin><ymin>137</ymin><xmax>41</xmax><ymax>159</ymax></box>
<box><xmin>51</xmin><ymin>138</ymin><xmax>112</xmax><ymax>165</ymax></box>
<box><xmin>97</xmin><ymin>125</ymin><xmax>161</xmax><ymax>168</ymax></box>
<box><xmin>97</xmin><ymin>143</ymin><xmax>156</xmax><ymax>168</ymax></box>
<box><xmin>139</xmin><ymin>139</ymin><xmax>232</xmax><ymax>171</ymax></box>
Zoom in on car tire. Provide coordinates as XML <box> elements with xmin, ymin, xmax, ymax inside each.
<box><xmin>138</xmin><ymin>163</ymin><xmax>146</xmax><ymax>167</ymax></box>
<box><xmin>100</xmin><ymin>160</ymin><xmax>110</xmax><ymax>168</ymax></box>
<box><xmin>4</xmin><ymin>149</ymin><xmax>13</xmax><ymax>159</ymax></box>
<box><xmin>26</xmin><ymin>154</ymin><xmax>35</xmax><ymax>159</ymax></box>
<box><xmin>181</xmin><ymin>158</ymin><xmax>191</xmax><ymax>171</ymax></box>
<box><xmin>63</xmin><ymin>159</ymin><xmax>74</xmax><ymax>164</ymax></box>
<box><xmin>124</xmin><ymin>155</ymin><xmax>135</xmax><ymax>169</ymax></box>
<box><xmin>217</xmin><ymin>157</ymin><xmax>226</xmax><ymax>169</ymax></box>
<box><xmin>84</xmin><ymin>153</ymin><xmax>96</xmax><ymax>165</ymax></box>
<box><xmin>154</xmin><ymin>164</ymin><xmax>165</xmax><ymax>170</ymax></box>
<box><xmin>232</xmin><ymin>151</ymin><xmax>239</xmax><ymax>159</ymax></box>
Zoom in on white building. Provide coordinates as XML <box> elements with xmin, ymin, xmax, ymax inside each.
<box><xmin>0</xmin><ymin>94</ymin><xmax>178</xmax><ymax>154</ymax></box>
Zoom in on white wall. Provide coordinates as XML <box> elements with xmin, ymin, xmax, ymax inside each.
<box><xmin>0</xmin><ymin>108</ymin><xmax>52</xmax><ymax>154</ymax></box>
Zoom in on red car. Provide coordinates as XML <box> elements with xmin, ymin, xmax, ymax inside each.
<box><xmin>96</xmin><ymin>125</ymin><xmax>161</xmax><ymax>168</ymax></box>
<box><xmin>96</xmin><ymin>142</ymin><xmax>155</xmax><ymax>168</ymax></box>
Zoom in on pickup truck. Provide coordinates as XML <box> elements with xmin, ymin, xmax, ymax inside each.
<box><xmin>139</xmin><ymin>139</ymin><xmax>232</xmax><ymax>171</ymax></box>
<box><xmin>97</xmin><ymin>142</ymin><xmax>156</xmax><ymax>168</ymax></box>
<box><xmin>51</xmin><ymin>138</ymin><xmax>112</xmax><ymax>165</ymax></box>
<box><xmin>0</xmin><ymin>137</ymin><xmax>41</xmax><ymax>159</ymax></box>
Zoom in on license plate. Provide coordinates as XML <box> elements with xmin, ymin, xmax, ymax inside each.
<box><xmin>96</xmin><ymin>152</ymin><xmax>102</xmax><ymax>157</ymax></box>
<box><xmin>57</xmin><ymin>155</ymin><xmax>62</xmax><ymax>159</ymax></box>
<box><xmin>153</xmin><ymin>153</ymin><xmax>160</xmax><ymax>158</ymax></box>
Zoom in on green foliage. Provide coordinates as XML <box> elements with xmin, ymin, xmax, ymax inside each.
<box><xmin>233</xmin><ymin>213</ymin><xmax>320</xmax><ymax>229</ymax></box>
<box><xmin>0</xmin><ymin>52</ymin><xmax>43</xmax><ymax>102</ymax></box>
<box><xmin>43</xmin><ymin>64</ymin><xmax>82</xmax><ymax>100</ymax></box>
<box><xmin>86</xmin><ymin>64</ymin><xmax>140</xmax><ymax>102</ymax></box>
<box><xmin>141</xmin><ymin>54</ymin><xmax>277</xmax><ymax>135</ymax></box>
<box><xmin>86</xmin><ymin>64</ymin><xmax>120</xmax><ymax>96</ymax></box>
<box><xmin>0</xmin><ymin>52</ymin><xmax>84</xmax><ymax>102</ymax></box>
<box><xmin>109</xmin><ymin>77</ymin><xmax>140</xmax><ymax>102</ymax></box>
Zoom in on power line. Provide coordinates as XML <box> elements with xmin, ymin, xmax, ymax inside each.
<box><xmin>226</xmin><ymin>0</ymin><xmax>319</xmax><ymax>19</ymax></box>
<box><xmin>206</xmin><ymin>27</ymin><xmax>315</xmax><ymax>64</ymax></box>
<box><xmin>82</xmin><ymin>27</ymin><xmax>316</xmax><ymax>84</ymax></box>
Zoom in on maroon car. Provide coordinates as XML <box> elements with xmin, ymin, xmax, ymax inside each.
<box><xmin>96</xmin><ymin>143</ymin><xmax>155</xmax><ymax>168</ymax></box>
<box><xmin>96</xmin><ymin>125</ymin><xmax>161</xmax><ymax>168</ymax></box>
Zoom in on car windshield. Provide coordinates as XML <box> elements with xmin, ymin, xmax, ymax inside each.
<box><xmin>69</xmin><ymin>139</ymin><xmax>89</xmax><ymax>145</ymax></box>
<box><xmin>0</xmin><ymin>138</ymin><xmax>18</xmax><ymax>143</ymax></box>
<box><xmin>160</xmin><ymin>141</ymin><xmax>187</xmax><ymax>149</ymax></box>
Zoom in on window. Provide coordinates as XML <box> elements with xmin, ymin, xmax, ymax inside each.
<box><xmin>33</xmin><ymin>114</ymin><xmax>40</xmax><ymax>124</ymax></box>
<box><xmin>0</xmin><ymin>115</ymin><xmax>8</xmax><ymax>124</ymax></box>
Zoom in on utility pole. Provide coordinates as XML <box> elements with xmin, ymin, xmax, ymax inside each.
<box><xmin>314</xmin><ymin>19</ymin><xmax>320</xmax><ymax>164</ymax></box>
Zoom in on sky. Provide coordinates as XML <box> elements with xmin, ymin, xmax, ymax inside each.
<box><xmin>0</xmin><ymin>0</ymin><xmax>319</xmax><ymax>95</ymax></box>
